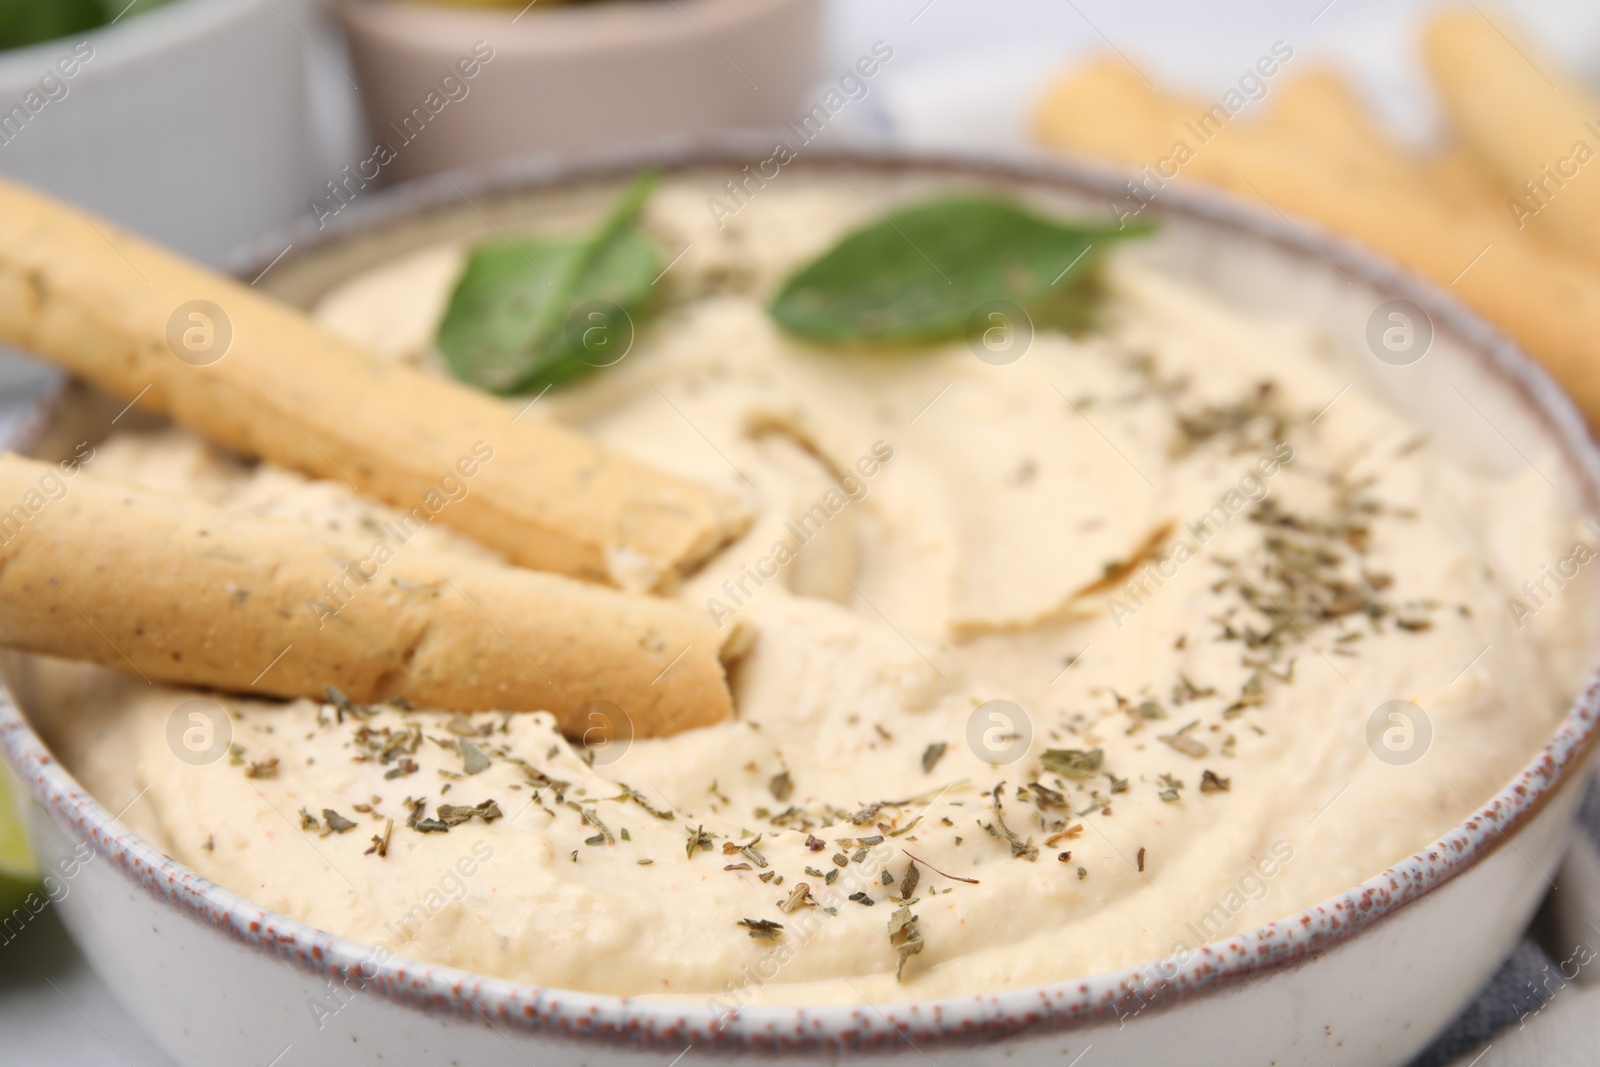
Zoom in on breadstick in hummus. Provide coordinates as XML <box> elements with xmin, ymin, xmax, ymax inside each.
<box><xmin>0</xmin><ymin>177</ymin><xmax>749</xmax><ymax>591</ymax></box>
<box><xmin>0</xmin><ymin>453</ymin><xmax>735</xmax><ymax>739</ymax></box>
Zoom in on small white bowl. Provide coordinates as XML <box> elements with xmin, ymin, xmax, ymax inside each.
<box><xmin>3</xmin><ymin>142</ymin><xmax>1599</xmax><ymax>1066</ymax></box>
<box><xmin>0</xmin><ymin>0</ymin><xmax>322</xmax><ymax>263</ymax></box>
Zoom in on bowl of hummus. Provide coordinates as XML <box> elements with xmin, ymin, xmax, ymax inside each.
<box><xmin>1</xmin><ymin>142</ymin><xmax>1598</xmax><ymax>1067</ymax></box>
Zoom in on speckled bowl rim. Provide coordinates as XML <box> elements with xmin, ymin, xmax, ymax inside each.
<box><xmin>4</xmin><ymin>138</ymin><xmax>1600</xmax><ymax>1055</ymax></box>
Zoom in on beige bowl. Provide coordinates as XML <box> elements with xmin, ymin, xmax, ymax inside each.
<box><xmin>3</xmin><ymin>144</ymin><xmax>1599</xmax><ymax>1067</ymax></box>
<box><xmin>334</xmin><ymin>0</ymin><xmax>822</xmax><ymax>183</ymax></box>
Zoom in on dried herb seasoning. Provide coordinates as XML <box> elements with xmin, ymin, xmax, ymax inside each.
<box><xmin>324</xmin><ymin>684</ymin><xmax>361</xmax><ymax>722</ymax></box>
<box><xmin>888</xmin><ymin>905</ymin><xmax>924</xmax><ymax>981</ymax></box>
<box><xmin>365</xmin><ymin>819</ymin><xmax>393</xmax><ymax>858</ymax></box>
<box><xmin>1040</xmin><ymin>748</ymin><xmax>1103</xmax><ymax>780</ymax></box>
<box><xmin>1158</xmin><ymin>722</ymin><xmax>1209</xmax><ymax>759</ymax></box>
<box><xmin>321</xmin><ymin>809</ymin><xmax>357</xmax><ymax>835</ymax></box>
<box><xmin>406</xmin><ymin>798</ymin><xmax>449</xmax><ymax>834</ymax></box>
<box><xmin>384</xmin><ymin>759</ymin><xmax>419</xmax><ymax>780</ymax></box>
<box><xmin>436</xmin><ymin>799</ymin><xmax>504</xmax><ymax>826</ymax></box>
<box><xmin>686</xmin><ymin>824</ymin><xmax>715</xmax><ymax>860</ymax></box>
<box><xmin>244</xmin><ymin>758</ymin><xmax>279</xmax><ymax>780</ymax></box>
<box><xmin>457</xmin><ymin>739</ymin><xmax>491</xmax><ymax>776</ymax></box>
<box><xmin>980</xmin><ymin>784</ymin><xmax>1038</xmax><ymax>861</ymax></box>
<box><xmin>781</xmin><ymin>884</ymin><xmax>817</xmax><ymax>913</ymax></box>
<box><xmin>737</xmin><ymin>918</ymin><xmax>784</xmax><ymax>940</ymax></box>
<box><xmin>561</xmin><ymin>799</ymin><xmax>613</xmax><ymax>845</ymax></box>
<box><xmin>768</xmin><ymin>771</ymin><xmax>793</xmax><ymax>803</ymax></box>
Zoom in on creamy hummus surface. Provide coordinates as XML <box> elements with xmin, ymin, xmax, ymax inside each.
<box><xmin>36</xmin><ymin>175</ymin><xmax>1599</xmax><ymax>1009</ymax></box>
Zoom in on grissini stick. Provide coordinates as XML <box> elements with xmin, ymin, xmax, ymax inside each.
<box><xmin>0</xmin><ymin>453</ymin><xmax>736</xmax><ymax>739</ymax></box>
<box><xmin>1267</xmin><ymin>71</ymin><xmax>1523</xmax><ymax>239</ymax></box>
<box><xmin>1424</xmin><ymin>149</ymin><xmax>1524</xmax><ymax>228</ymax></box>
<box><xmin>1267</xmin><ymin>70</ymin><xmax>1432</xmax><ymax>190</ymax></box>
<box><xmin>1032</xmin><ymin>60</ymin><xmax>1600</xmax><ymax>432</ymax></box>
<box><xmin>1425</xmin><ymin>10</ymin><xmax>1600</xmax><ymax>268</ymax></box>
<box><xmin>0</xmin><ymin>176</ymin><xmax>749</xmax><ymax>591</ymax></box>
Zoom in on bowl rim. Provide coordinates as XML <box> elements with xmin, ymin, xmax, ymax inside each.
<box><xmin>7</xmin><ymin>137</ymin><xmax>1600</xmax><ymax>1054</ymax></box>
<box><xmin>334</xmin><ymin>0</ymin><xmax>816</xmax><ymax>53</ymax></box>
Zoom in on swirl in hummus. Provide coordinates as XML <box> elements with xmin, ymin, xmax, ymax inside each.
<box><xmin>26</xmin><ymin>173</ymin><xmax>1597</xmax><ymax>1011</ymax></box>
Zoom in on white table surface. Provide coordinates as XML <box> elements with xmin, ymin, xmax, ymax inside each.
<box><xmin>2</xmin><ymin>1</ymin><xmax>1598</xmax><ymax>1064</ymax></box>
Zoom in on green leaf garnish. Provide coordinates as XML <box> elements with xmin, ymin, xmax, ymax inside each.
<box><xmin>0</xmin><ymin>0</ymin><xmax>96</xmax><ymax>49</ymax></box>
<box><xmin>436</xmin><ymin>172</ymin><xmax>661</xmax><ymax>394</ymax></box>
<box><xmin>769</xmin><ymin>195</ymin><xmax>1152</xmax><ymax>345</ymax></box>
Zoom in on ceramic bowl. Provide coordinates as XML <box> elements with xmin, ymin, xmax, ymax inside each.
<box><xmin>2</xmin><ymin>141</ymin><xmax>1598</xmax><ymax>1066</ymax></box>
<box><xmin>333</xmin><ymin>0</ymin><xmax>823</xmax><ymax>183</ymax></box>
<box><xmin>0</xmin><ymin>0</ymin><xmax>321</xmax><ymax>263</ymax></box>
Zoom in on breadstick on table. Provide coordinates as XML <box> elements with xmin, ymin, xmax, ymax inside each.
<box><xmin>1424</xmin><ymin>10</ymin><xmax>1600</xmax><ymax>268</ymax></box>
<box><xmin>0</xmin><ymin>453</ymin><xmax>736</xmax><ymax>739</ymax></box>
<box><xmin>1268</xmin><ymin>70</ymin><xmax>1423</xmax><ymax>186</ymax></box>
<box><xmin>1268</xmin><ymin>70</ymin><xmax>1527</xmax><ymax>239</ymax></box>
<box><xmin>0</xmin><ymin>177</ymin><xmax>750</xmax><ymax>592</ymax></box>
<box><xmin>1424</xmin><ymin>148</ymin><xmax>1522</xmax><ymax>225</ymax></box>
<box><xmin>1032</xmin><ymin>59</ymin><xmax>1600</xmax><ymax>431</ymax></box>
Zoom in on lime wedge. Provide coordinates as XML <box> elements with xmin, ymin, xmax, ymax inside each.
<box><xmin>0</xmin><ymin>762</ymin><xmax>39</xmax><ymax>915</ymax></box>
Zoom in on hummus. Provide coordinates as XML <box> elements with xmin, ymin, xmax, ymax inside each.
<box><xmin>34</xmin><ymin>174</ymin><xmax>1597</xmax><ymax>1011</ymax></box>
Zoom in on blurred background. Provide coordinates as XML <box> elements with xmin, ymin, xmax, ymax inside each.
<box><xmin>3</xmin><ymin>0</ymin><xmax>1598</xmax><ymax>266</ymax></box>
<box><xmin>3</xmin><ymin>0</ymin><xmax>1600</xmax><ymax>1063</ymax></box>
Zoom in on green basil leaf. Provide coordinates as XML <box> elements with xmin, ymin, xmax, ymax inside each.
<box><xmin>0</xmin><ymin>0</ymin><xmax>105</xmax><ymax>50</ymax></box>
<box><xmin>0</xmin><ymin>0</ymin><xmax>176</xmax><ymax>51</ymax></box>
<box><xmin>437</xmin><ymin>172</ymin><xmax>661</xmax><ymax>394</ymax></box>
<box><xmin>768</xmin><ymin>196</ymin><xmax>1152</xmax><ymax>345</ymax></box>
